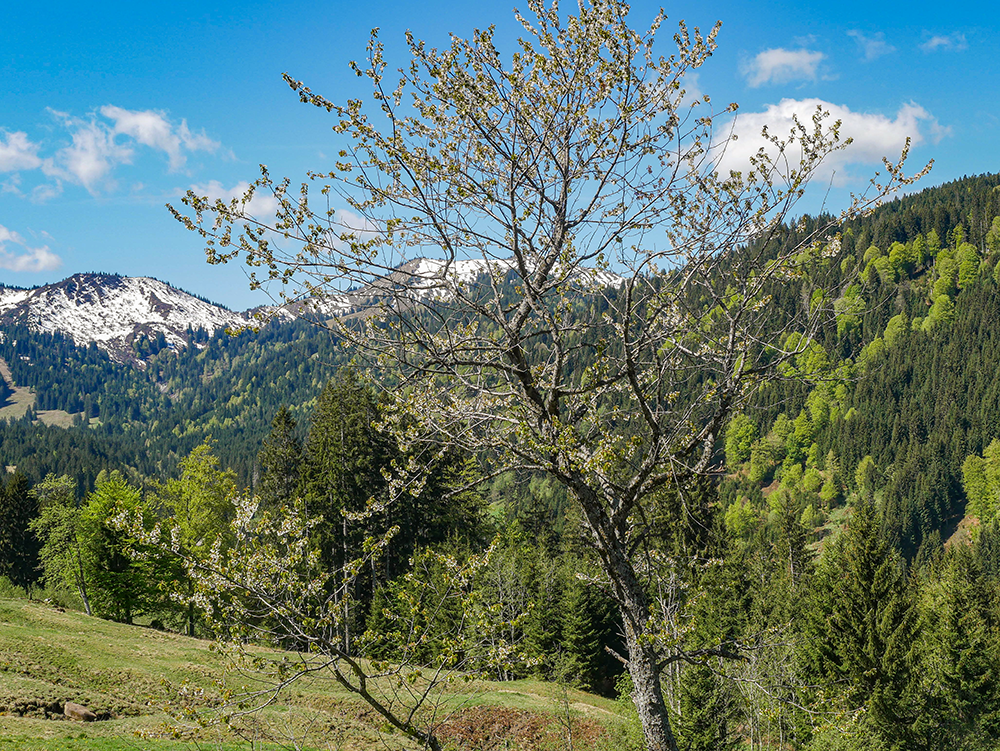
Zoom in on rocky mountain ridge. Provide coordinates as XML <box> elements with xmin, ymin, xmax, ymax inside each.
<box><xmin>0</xmin><ymin>259</ymin><xmax>622</xmax><ymax>363</ymax></box>
<box><xmin>0</xmin><ymin>273</ymin><xmax>248</xmax><ymax>363</ymax></box>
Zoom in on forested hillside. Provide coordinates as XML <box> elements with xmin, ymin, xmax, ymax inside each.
<box><xmin>4</xmin><ymin>173</ymin><xmax>1000</xmax><ymax>749</ymax></box>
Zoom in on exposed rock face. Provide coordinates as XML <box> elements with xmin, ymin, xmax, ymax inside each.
<box><xmin>64</xmin><ymin>701</ymin><xmax>97</xmax><ymax>722</ymax></box>
<box><xmin>0</xmin><ymin>260</ymin><xmax>621</xmax><ymax>363</ymax></box>
<box><xmin>0</xmin><ymin>273</ymin><xmax>247</xmax><ymax>363</ymax></box>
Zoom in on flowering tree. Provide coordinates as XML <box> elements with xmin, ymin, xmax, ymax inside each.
<box><xmin>173</xmin><ymin>0</ymin><xmax>927</xmax><ymax>747</ymax></box>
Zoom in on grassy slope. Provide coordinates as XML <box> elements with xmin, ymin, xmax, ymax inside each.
<box><xmin>0</xmin><ymin>357</ymin><xmax>79</xmax><ymax>428</ymax></box>
<box><xmin>0</xmin><ymin>598</ymin><xmax>623</xmax><ymax>750</ymax></box>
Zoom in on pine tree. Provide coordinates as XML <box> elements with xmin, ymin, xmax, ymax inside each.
<box><xmin>557</xmin><ymin>570</ymin><xmax>603</xmax><ymax>692</ymax></box>
<box><xmin>674</xmin><ymin>664</ymin><xmax>740</xmax><ymax>751</ymax></box>
<box><xmin>258</xmin><ymin>405</ymin><xmax>303</xmax><ymax>509</ymax></box>
<box><xmin>0</xmin><ymin>473</ymin><xmax>40</xmax><ymax>592</ymax></box>
<box><xmin>300</xmin><ymin>371</ymin><xmax>392</xmax><ymax>651</ymax></box>
<box><xmin>818</xmin><ymin>495</ymin><xmax>921</xmax><ymax>748</ymax></box>
<box><xmin>919</xmin><ymin>543</ymin><xmax>1000</xmax><ymax>746</ymax></box>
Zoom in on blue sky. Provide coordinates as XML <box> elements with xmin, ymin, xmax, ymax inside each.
<box><xmin>1</xmin><ymin>0</ymin><xmax>995</xmax><ymax>309</ymax></box>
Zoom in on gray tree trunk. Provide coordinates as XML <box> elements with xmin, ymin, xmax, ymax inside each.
<box><xmin>574</xmin><ymin>484</ymin><xmax>679</xmax><ymax>751</ymax></box>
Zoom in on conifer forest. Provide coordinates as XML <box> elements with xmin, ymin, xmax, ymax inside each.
<box><xmin>4</xmin><ymin>2</ymin><xmax>1000</xmax><ymax>750</ymax></box>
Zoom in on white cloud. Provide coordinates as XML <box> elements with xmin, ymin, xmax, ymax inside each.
<box><xmin>100</xmin><ymin>105</ymin><xmax>218</xmax><ymax>171</ymax></box>
<box><xmin>714</xmin><ymin>98</ymin><xmax>948</xmax><ymax>184</ymax></box>
<box><xmin>31</xmin><ymin>182</ymin><xmax>62</xmax><ymax>203</ymax></box>
<box><xmin>190</xmin><ymin>180</ymin><xmax>279</xmax><ymax>218</ymax></box>
<box><xmin>2</xmin><ymin>175</ymin><xmax>23</xmax><ymax>196</ymax></box>
<box><xmin>921</xmin><ymin>33</ymin><xmax>967</xmax><ymax>52</ymax></box>
<box><xmin>0</xmin><ymin>131</ymin><xmax>43</xmax><ymax>172</ymax></box>
<box><xmin>742</xmin><ymin>48</ymin><xmax>825</xmax><ymax>88</ymax></box>
<box><xmin>847</xmin><ymin>30</ymin><xmax>896</xmax><ymax>61</ymax></box>
<box><xmin>45</xmin><ymin>114</ymin><xmax>133</xmax><ymax>193</ymax></box>
<box><xmin>0</xmin><ymin>106</ymin><xmax>221</xmax><ymax>196</ymax></box>
<box><xmin>0</xmin><ymin>224</ymin><xmax>62</xmax><ymax>272</ymax></box>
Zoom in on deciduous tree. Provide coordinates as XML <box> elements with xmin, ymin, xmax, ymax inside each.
<box><xmin>173</xmin><ymin>0</ymin><xmax>927</xmax><ymax>746</ymax></box>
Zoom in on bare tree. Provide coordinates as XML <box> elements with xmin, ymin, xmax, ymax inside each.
<box><xmin>130</xmin><ymin>496</ymin><xmax>502</xmax><ymax>751</ymax></box>
<box><xmin>172</xmin><ymin>0</ymin><xmax>927</xmax><ymax>747</ymax></box>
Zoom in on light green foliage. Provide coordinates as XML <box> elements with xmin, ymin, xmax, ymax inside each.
<box><xmin>865</xmin><ymin>255</ymin><xmax>896</xmax><ymax>284</ymax></box>
<box><xmin>888</xmin><ymin>241</ymin><xmax>917</xmax><ymax>277</ymax></box>
<box><xmin>923</xmin><ymin>293</ymin><xmax>956</xmax><ymax>332</ymax></box>
<box><xmin>771</xmin><ymin>413</ymin><xmax>794</xmax><ymax>445</ymax></box>
<box><xmin>961</xmin><ymin>439</ymin><xmax>1000</xmax><ymax>521</ymax></box>
<box><xmin>724</xmin><ymin>413</ymin><xmax>757</xmax><ymax>468</ymax></box>
<box><xmin>855</xmin><ymin>455</ymin><xmax>878</xmax><ymax>497</ymax></box>
<box><xmin>749</xmin><ymin>414</ymin><xmax>792</xmax><ymax>483</ymax></box>
<box><xmin>834</xmin><ymin>285</ymin><xmax>866</xmax><ymax>337</ymax></box>
<box><xmin>82</xmin><ymin>472</ymin><xmax>170</xmax><ymax>624</ymax></box>
<box><xmin>780</xmin><ymin>334</ymin><xmax>831</xmax><ymax>379</ymax></box>
<box><xmin>800</xmin><ymin>503</ymin><xmax>825</xmax><ymax>530</ymax></box>
<box><xmin>806</xmin><ymin>442</ymin><xmax>820</xmax><ymax>468</ymax></box>
<box><xmin>957</xmin><ymin>241</ymin><xmax>981</xmax><ymax>288</ymax></box>
<box><xmin>806</xmin><ymin>386</ymin><xmax>834</xmax><ymax>430</ymax></box>
<box><xmin>28</xmin><ymin>475</ymin><xmax>90</xmax><ymax>613</ymax></box>
<box><xmin>987</xmin><ymin>217</ymin><xmax>1000</xmax><ymax>254</ymax></box>
<box><xmin>802</xmin><ymin>467</ymin><xmax>823</xmax><ymax>494</ymax></box>
<box><xmin>933</xmin><ymin>250</ymin><xmax>958</xmax><ymax>298</ymax></box>
<box><xmin>863</xmin><ymin>245</ymin><xmax>884</xmax><ymax>264</ymax></box>
<box><xmin>820</xmin><ymin>479</ymin><xmax>841</xmax><ymax>508</ymax></box>
<box><xmin>883</xmin><ymin>313</ymin><xmax>908</xmax><ymax>348</ymax></box>
<box><xmin>858</xmin><ymin>336</ymin><xmax>886</xmax><ymax>369</ymax></box>
<box><xmin>780</xmin><ymin>462</ymin><xmax>804</xmax><ymax>491</ymax></box>
<box><xmin>748</xmin><ymin>441</ymin><xmax>777</xmax><ymax>484</ymax></box>
<box><xmin>153</xmin><ymin>441</ymin><xmax>236</xmax><ymax>558</ymax></box>
<box><xmin>150</xmin><ymin>441</ymin><xmax>237</xmax><ymax>635</ymax></box>
<box><xmin>927</xmin><ymin>228</ymin><xmax>942</xmax><ymax>257</ymax></box>
<box><xmin>786</xmin><ymin>411</ymin><xmax>814</xmax><ymax>464</ymax></box>
<box><xmin>724</xmin><ymin>497</ymin><xmax>758</xmax><ymax>538</ymax></box>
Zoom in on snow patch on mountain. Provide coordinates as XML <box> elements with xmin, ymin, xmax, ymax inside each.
<box><xmin>0</xmin><ymin>258</ymin><xmax>623</xmax><ymax>363</ymax></box>
<box><xmin>0</xmin><ymin>273</ymin><xmax>246</xmax><ymax>362</ymax></box>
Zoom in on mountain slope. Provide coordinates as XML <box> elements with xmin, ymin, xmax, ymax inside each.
<box><xmin>0</xmin><ymin>273</ymin><xmax>247</xmax><ymax>363</ymax></box>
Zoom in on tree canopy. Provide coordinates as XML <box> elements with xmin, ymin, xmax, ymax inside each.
<box><xmin>172</xmin><ymin>1</ymin><xmax>927</xmax><ymax>747</ymax></box>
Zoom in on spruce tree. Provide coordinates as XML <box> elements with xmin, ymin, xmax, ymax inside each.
<box><xmin>818</xmin><ymin>495</ymin><xmax>921</xmax><ymax>748</ymax></box>
<box><xmin>258</xmin><ymin>405</ymin><xmax>303</xmax><ymax>509</ymax></box>
<box><xmin>301</xmin><ymin>371</ymin><xmax>391</xmax><ymax>650</ymax></box>
<box><xmin>674</xmin><ymin>664</ymin><xmax>740</xmax><ymax>751</ymax></box>
<box><xmin>0</xmin><ymin>473</ymin><xmax>40</xmax><ymax>592</ymax></box>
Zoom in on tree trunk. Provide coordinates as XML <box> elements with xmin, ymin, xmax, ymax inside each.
<box><xmin>620</xmin><ymin>595</ymin><xmax>680</xmax><ymax>751</ymax></box>
<box><xmin>574</xmin><ymin>485</ymin><xmax>679</xmax><ymax>751</ymax></box>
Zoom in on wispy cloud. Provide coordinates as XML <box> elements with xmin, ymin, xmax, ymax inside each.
<box><xmin>0</xmin><ymin>107</ymin><xmax>221</xmax><ymax>196</ymax></box>
<box><xmin>45</xmin><ymin>110</ymin><xmax>134</xmax><ymax>193</ymax></box>
<box><xmin>715</xmin><ymin>98</ymin><xmax>948</xmax><ymax>184</ymax></box>
<box><xmin>0</xmin><ymin>224</ymin><xmax>62</xmax><ymax>272</ymax></box>
<box><xmin>847</xmin><ymin>30</ymin><xmax>896</xmax><ymax>61</ymax></box>
<box><xmin>742</xmin><ymin>48</ymin><xmax>826</xmax><ymax>88</ymax></box>
<box><xmin>100</xmin><ymin>105</ymin><xmax>218</xmax><ymax>171</ymax></box>
<box><xmin>0</xmin><ymin>130</ymin><xmax>44</xmax><ymax>172</ymax></box>
<box><xmin>921</xmin><ymin>33</ymin><xmax>967</xmax><ymax>52</ymax></box>
<box><xmin>190</xmin><ymin>180</ymin><xmax>279</xmax><ymax>218</ymax></box>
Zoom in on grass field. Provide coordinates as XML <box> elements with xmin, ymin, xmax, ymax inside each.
<box><xmin>0</xmin><ymin>357</ymin><xmax>93</xmax><ymax>428</ymax></box>
<box><xmin>0</xmin><ymin>598</ymin><xmax>629</xmax><ymax>750</ymax></box>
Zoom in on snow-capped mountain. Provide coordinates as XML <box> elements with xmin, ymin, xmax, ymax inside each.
<box><xmin>0</xmin><ymin>273</ymin><xmax>247</xmax><ymax>363</ymax></box>
<box><xmin>282</xmin><ymin>256</ymin><xmax>624</xmax><ymax>319</ymax></box>
<box><xmin>0</xmin><ymin>260</ymin><xmax>623</xmax><ymax>363</ymax></box>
